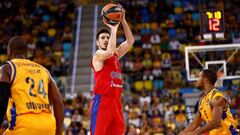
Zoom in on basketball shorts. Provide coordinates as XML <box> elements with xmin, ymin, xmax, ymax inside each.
<box><xmin>90</xmin><ymin>94</ymin><xmax>124</xmax><ymax>135</ymax></box>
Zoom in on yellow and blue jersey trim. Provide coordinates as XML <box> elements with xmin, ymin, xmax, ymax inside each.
<box><xmin>5</xmin><ymin>60</ymin><xmax>16</xmax><ymax>84</ymax></box>
<box><xmin>9</xmin><ymin>103</ymin><xmax>16</xmax><ymax>130</ymax></box>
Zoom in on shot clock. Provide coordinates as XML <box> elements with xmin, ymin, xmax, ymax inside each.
<box><xmin>200</xmin><ymin>10</ymin><xmax>225</xmax><ymax>40</ymax></box>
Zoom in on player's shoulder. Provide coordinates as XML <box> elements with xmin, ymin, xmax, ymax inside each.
<box><xmin>94</xmin><ymin>49</ymin><xmax>117</xmax><ymax>58</ymax></box>
<box><xmin>0</xmin><ymin>62</ymin><xmax>11</xmax><ymax>82</ymax></box>
<box><xmin>0</xmin><ymin>62</ymin><xmax>11</xmax><ymax>73</ymax></box>
<box><xmin>28</xmin><ymin>59</ymin><xmax>44</xmax><ymax>67</ymax></box>
<box><xmin>93</xmin><ymin>50</ymin><xmax>104</xmax><ymax>60</ymax></box>
<box><xmin>27</xmin><ymin>60</ymin><xmax>49</xmax><ymax>71</ymax></box>
<box><xmin>25</xmin><ymin>60</ymin><xmax>51</xmax><ymax>77</ymax></box>
<box><xmin>94</xmin><ymin>49</ymin><xmax>104</xmax><ymax>56</ymax></box>
<box><xmin>10</xmin><ymin>59</ymin><xmax>45</xmax><ymax>69</ymax></box>
<box><xmin>210</xmin><ymin>88</ymin><xmax>224</xmax><ymax>97</ymax></box>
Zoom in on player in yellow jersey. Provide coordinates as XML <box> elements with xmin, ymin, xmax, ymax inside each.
<box><xmin>180</xmin><ymin>69</ymin><xmax>238</xmax><ymax>135</ymax></box>
<box><xmin>0</xmin><ymin>36</ymin><xmax>64</xmax><ymax>135</ymax></box>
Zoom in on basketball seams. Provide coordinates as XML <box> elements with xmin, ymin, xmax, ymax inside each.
<box><xmin>106</xmin><ymin>6</ymin><xmax>121</xmax><ymax>14</ymax></box>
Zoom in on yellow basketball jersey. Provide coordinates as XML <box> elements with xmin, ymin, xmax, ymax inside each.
<box><xmin>4</xmin><ymin>59</ymin><xmax>55</xmax><ymax>135</ymax></box>
<box><xmin>198</xmin><ymin>88</ymin><xmax>237</xmax><ymax>135</ymax></box>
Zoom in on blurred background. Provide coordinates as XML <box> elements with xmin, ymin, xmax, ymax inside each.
<box><xmin>0</xmin><ymin>0</ymin><xmax>239</xmax><ymax>134</ymax></box>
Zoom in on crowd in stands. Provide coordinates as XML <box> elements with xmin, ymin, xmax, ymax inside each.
<box><xmin>0</xmin><ymin>0</ymin><xmax>74</xmax><ymax>78</ymax></box>
<box><xmin>0</xmin><ymin>0</ymin><xmax>240</xmax><ymax>135</ymax></box>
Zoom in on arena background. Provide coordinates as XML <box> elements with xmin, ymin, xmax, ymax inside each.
<box><xmin>0</xmin><ymin>0</ymin><xmax>239</xmax><ymax>134</ymax></box>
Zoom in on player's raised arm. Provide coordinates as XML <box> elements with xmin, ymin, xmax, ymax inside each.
<box><xmin>94</xmin><ymin>21</ymin><xmax>120</xmax><ymax>62</ymax></box>
<box><xmin>93</xmin><ymin>21</ymin><xmax>120</xmax><ymax>71</ymax></box>
<box><xmin>0</xmin><ymin>64</ymin><xmax>11</xmax><ymax>124</ymax></box>
<box><xmin>48</xmin><ymin>73</ymin><xmax>64</xmax><ymax>135</ymax></box>
<box><xmin>116</xmin><ymin>5</ymin><xmax>134</xmax><ymax>59</ymax></box>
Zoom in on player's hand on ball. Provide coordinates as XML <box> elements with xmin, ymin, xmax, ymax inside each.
<box><xmin>117</xmin><ymin>4</ymin><xmax>125</xmax><ymax>22</ymax></box>
<box><xmin>103</xmin><ymin>18</ymin><xmax>120</xmax><ymax>30</ymax></box>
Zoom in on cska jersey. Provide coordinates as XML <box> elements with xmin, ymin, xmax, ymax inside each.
<box><xmin>92</xmin><ymin>54</ymin><xmax>123</xmax><ymax>98</ymax></box>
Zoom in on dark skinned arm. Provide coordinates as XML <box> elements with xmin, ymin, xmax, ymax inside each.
<box><xmin>193</xmin><ymin>96</ymin><xmax>226</xmax><ymax>135</ymax></box>
<box><xmin>48</xmin><ymin>73</ymin><xmax>64</xmax><ymax>135</ymax></box>
<box><xmin>0</xmin><ymin>64</ymin><xmax>11</xmax><ymax>124</ymax></box>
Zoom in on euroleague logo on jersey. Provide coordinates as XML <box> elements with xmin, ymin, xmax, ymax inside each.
<box><xmin>111</xmin><ymin>71</ymin><xmax>121</xmax><ymax>79</ymax></box>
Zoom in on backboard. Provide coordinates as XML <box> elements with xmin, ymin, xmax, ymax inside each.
<box><xmin>185</xmin><ymin>44</ymin><xmax>240</xmax><ymax>81</ymax></box>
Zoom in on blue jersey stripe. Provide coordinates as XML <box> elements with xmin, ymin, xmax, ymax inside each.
<box><xmin>229</xmin><ymin>124</ymin><xmax>238</xmax><ymax>135</ymax></box>
<box><xmin>90</xmin><ymin>95</ymin><xmax>101</xmax><ymax>135</ymax></box>
<box><xmin>9</xmin><ymin>103</ymin><xmax>17</xmax><ymax>130</ymax></box>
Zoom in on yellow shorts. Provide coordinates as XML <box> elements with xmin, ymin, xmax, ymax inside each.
<box><xmin>4</xmin><ymin>113</ymin><xmax>56</xmax><ymax>135</ymax></box>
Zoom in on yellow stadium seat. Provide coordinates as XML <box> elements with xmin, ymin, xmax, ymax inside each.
<box><xmin>144</xmin><ymin>80</ymin><xmax>153</xmax><ymax>91</ymax></box>
<box><xmin>174</xmin><ymin>7</ymin><xmax>183</xmax><ymax>14</ymax></box>
<box><xmin>150</xmin><ymin>22</ymin><xmax>158</xmax><ymax>30</ymax></box>
<box><xmin>136</xmin><ymin>23</ymin><xmax>142</xmax><ymax>30</ymax></box>
<box><xmin>160</xmin><ymin>22</ymin><xmax>167</xmax><ymax>28</ymax></box>
<box><xmin>134</xmin><ymin>81</ymin><xmax>144</xmax><ymax>91</ymax></box>
<box><xmin>142</xmin><ymin>23</ymin><xmax>150</xmax><ymax>29</ymax></box>
<box><xmin>232</xmin><ymin>80</ymin><xmax>240</xmax><ymax>85</ymax></box>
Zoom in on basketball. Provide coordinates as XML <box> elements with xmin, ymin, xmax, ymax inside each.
<box><xmin>101</xmin><ymin>3</ymin><xmax>122</xmax><ymax>26</ymax></box>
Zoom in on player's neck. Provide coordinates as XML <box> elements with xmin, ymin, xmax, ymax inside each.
<box><xmin>203</xmin><ymin>84</ymin><xmax>214</xmax><ymax>96</ymax></box>
<box><xmin>12</xmin><ymin>54</ymin><xmax>26</xmax><ymax>59</ymax></box>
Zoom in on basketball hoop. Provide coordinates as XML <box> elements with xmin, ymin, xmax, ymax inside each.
<box><xmin>215</xmin><ymin>71</ymin><xmax>224</xmax><ymax>88</ymax></box>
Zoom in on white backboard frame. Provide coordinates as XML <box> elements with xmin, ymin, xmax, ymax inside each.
<box><xmin>185</xmin><ymin>44</ymin><xmax>240</xmax><ymax>81</ymax></box>
<box><xmin>205</xmin><ymin>60</ymin><xmax>226</xmax><ymax>76</ymax></box>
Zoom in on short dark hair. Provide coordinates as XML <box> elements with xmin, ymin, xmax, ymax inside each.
<box><xmin>8</xmin><ymin>36</ymin><xmax>27</xmax><ymax>52</ymax></box>
<box><xmin>96</xmin><ymin>29</ymin><xmax>110</xmax><ymax>40</ymax></box>
<box><xmin>201</xmin><ymin>69</ymin><xmax>217</xmax><ymax>85</ymax></box>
